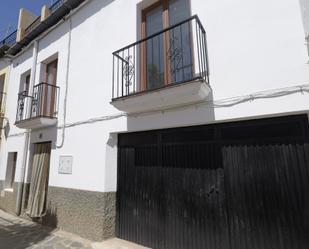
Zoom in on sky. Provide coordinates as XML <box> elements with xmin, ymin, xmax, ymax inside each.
<box><xmin>0</xmin><ymin>0</ymin><xmax>56</xmax><ymax>40</ymax></box>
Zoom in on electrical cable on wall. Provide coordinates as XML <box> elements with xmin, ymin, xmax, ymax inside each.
<box><xmin>57</xmin><ymin>84</ymin><xmax>309</xmax><ymax>128</ymax></box>
<box><xmin>210</xmin><ymin>84</ymin><xmax>309</xmax><ymax>108</ymax></box>
<box><xmin>6</xmin><ymin>83</ymin><xmax>309</xmax><ymax>138</ymax></box>
<box><xmin>56</xmin><ymin>14</ymin><xmax>72</xmax><ymax>148</ymax></box>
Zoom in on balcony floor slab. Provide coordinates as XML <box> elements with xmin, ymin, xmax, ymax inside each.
<box><xmin>15</xmin><ymin>117</ymin><xmax>57</xmax><ymax>129</ymax></box>
<box><xmin>111</xmin><ymin>79</ymin><xmax>211</xmax><ymax>113</ymax></box>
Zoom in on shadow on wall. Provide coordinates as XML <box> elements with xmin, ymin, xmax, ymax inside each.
<box><xmin>39</xmin><ymin>0</ymin><xmax>116</xmax><ymax>52</ymax></box>
<box><xmin>104</xmin><ymin>133</ymin><xmax>118</xmax><ymax>192</ymax></box>
<box><xmin>0</xmin><ymin>182</ymin><xmax>19</xmax><ymax>214</ymax></box>
<box><xmin>12</xmin><ymin>48</ymin><xmax>33</xmax><ymax>69</ymax></box>
<box><xmin>3</xmin><ymin>119</ymin><xmax>10</xmax><ymax>139</ymax></box>
<box><xmin>42</xmin><ymin>204</ymin><xmax>58</xmax><ymax>228</ymax></box>
<box><xmin>20</xmin><ymin>186</ymin><xmax>59</xmax><ymax>228</ymax></box>
<box><xmin>101</xmin><ymin>91</ymin><xmax>215</xmax><ymax>197</ymax></box>
<box><xmin>126</xmin><ymin>90</ymin><xmax>215</xmax><ymax>132</ymax></box>
<box><xmin>71</xmin><ymin>0</ymin><xmax>116</xmax><ymax>28</ymax></box>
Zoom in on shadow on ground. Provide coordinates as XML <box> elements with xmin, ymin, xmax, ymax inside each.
<box><xmin>0</xmin><ymin>215</ymin><xmax>55</xmax><ymax>249</ymax></box>
<box><xmin>0</xmin><ymin>210</ymin><xmax>92</xmax><ymax>249</ymax></box>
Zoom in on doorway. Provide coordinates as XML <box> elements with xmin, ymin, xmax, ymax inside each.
<box><xmin>26</xmin><ymin>142</ymin><xmax>52</xmax><ymax>218</ymax></box>
<box><xmin>117</xmin><ymin>115</ymin><xmax>309</xmax><ymax>249</ymax></box>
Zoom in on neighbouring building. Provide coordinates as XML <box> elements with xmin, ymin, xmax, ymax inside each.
<box><xmin>0</xmin><ymin>64</ymin><xmax>8</xmax><ymax>137</ymax></box>
<box><xmin>0</xmin><ymin>0</ymin><xmax>308</xmax><ymax>248</ymax></box>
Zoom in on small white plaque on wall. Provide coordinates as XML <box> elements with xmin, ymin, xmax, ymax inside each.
<box><xmin>59</xmin><ymin>156</ymin><xmax>73</xmax><ymax>174</ymax></box>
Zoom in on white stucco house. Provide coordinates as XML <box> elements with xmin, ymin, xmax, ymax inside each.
<box><xmin>0</xmin><ymin>0</ymin><xmax>308</xmax><ymax>247</ymax></box>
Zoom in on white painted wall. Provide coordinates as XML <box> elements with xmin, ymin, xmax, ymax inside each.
<box><xmin>300</xmin><ymin>0</ymin><xmax>309</xmax><ymax>36</ymax></box>
<box><xmin>0</xmin><ymin>0</ymin><xmax>308</xmax><ymax>193</ymax></box>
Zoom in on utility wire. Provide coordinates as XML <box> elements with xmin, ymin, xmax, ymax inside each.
<box><xmin>58</xmin><ymin>84</ymin><xmax>309</xmax><ymax>128</ymax></box>
<box><xmin>6</xmin><ymin>84</ymin><xmax>309</xmax><ymax>138</ymax></box>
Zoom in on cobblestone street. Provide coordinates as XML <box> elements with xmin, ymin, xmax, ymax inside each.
<box><xmin>0</xmin><ymin>210</ymin><xmax>92</xmax><ymax>249</ymax></box>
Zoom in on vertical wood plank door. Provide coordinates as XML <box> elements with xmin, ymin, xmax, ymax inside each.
<box><xmin>117</xmin><ymin>115</ymin><xmax>309</xmax><ymax>249</ymax></box>
<box><xmin>26</xmin><ymin>142</ymin><xmax>52</xmax><ymax>218</ymax></box>
<box><xmin>117</xmin><ymin>132</ymin><xmax>230</xmax><ymax>249</ymax></box>
<box><xmin>223</xmin><ymin>139</ymin><xmax>309</xmax><ymax>249</ymax></box>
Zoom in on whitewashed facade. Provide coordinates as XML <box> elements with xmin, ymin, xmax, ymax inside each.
<box><xmin>0</xmin><ymin>0</ymin><xmax>308</xmax><ymax>243</ymax></box>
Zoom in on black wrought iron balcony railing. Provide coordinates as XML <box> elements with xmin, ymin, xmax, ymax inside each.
<box><xmin>16</xmin><ymin>92</ymin><xmax>33</xmax><ymax>123</ymax></box>
<box><xmin>3</xmin><ymin>0</ymin><xmax>65</xmax><ymax>48</ymax></box>
<box><xmin>49</xmin><ymin>0</ymin><xmax>65</xmax><ymax>13</ymax></box>
<box><xmin>0</xmin><ymin>30</ymin><xmax>17</xmax><ymax>48</ymax></box>
<box><xmin>112</xmin><ymin>15</ymin><xmax>209</xmax><ymax>100</ymax></box>
<box><xmin>16</xmin><ymin>83</ymin><xmax>60</xmax><ymax>124</ymax></box>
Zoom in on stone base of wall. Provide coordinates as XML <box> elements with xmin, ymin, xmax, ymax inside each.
<box><xmin>0</xmin><ymin>181</ymin><xmax>116</xmax><ymax>241</ymax></box>
<box><xmin>0</xmin><ymin>180</ymin><xmax>19</xmax><ymax>215</ymax></box>
<box><xmin>42</xmin><ymin>186</ymin><xmax>116</xmax><ymax>241</ymax></box>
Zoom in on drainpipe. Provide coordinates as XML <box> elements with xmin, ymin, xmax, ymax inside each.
<box><xmin>15</xmin><ymin>40</ymin><xmax>38</xmax><ymax>215</ymax></box>
<box><xmin>305</xmin><ymin>35</ymin><xmax>309</xmax><ymax>63</ymax></box>
<box><xmin>56</xmin><ymin>14</ymin><xmax>72</xmax><ymax>148</ymax></box>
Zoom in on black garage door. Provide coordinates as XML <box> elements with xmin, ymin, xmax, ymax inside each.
<box><xmin>117</xmin><ymin>115</ymin><xmax>309</xmax><ymax>249</ymax></box>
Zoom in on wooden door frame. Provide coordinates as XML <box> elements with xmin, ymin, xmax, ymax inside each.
<box><xmin>141</xmin><ymin>0</ymin><xmax>172</xmax><ymax>91</ymax></box>
<box><xmin>45</xmin><ymin>59</ymin><xmax>58</xmax><ymax>85</ymax></box>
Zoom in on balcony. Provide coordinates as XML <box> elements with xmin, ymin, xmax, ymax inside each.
<box><xmin>7</xmin><ymin>0</ymin><xmax>86</xmax><ymax>56</ymax></box>
<box><xmin>111</xmin><ymin>15</ymin><xmax>211</xmax><ymax>113</ymax></box>
<box><xmin>23</xmin><ymin>0</ymin><xmax>66</xmax><ymax>38</ymax></box>
<box><xmin>24</xmin><ymin>17</ymin><xmax>41</xmax><ymax>38</ymax></box>
<box><xmin>0</xmin><ymin>30</ymin><xmax>17</xmax><ymax>57</ymax></box>
<box><xmin>15</xmin><ymin>83</ymin><xmax>60</xmax><ymax>129</ymax></box>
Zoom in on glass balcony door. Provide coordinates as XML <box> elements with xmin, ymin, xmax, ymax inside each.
<box><xmin>45</xmin><ymin>59</ymin><xmax>58</xmax><ymax>117</ymax></box>
<box><xmin>32</xmin><ymin>59</ymin><xmax>58</xmax><ymax>118</ymax></box>
<box><xmin>144</xmin><ymin>3</ymin><xmax>165</xmax><ymax>90</ymax></box>
<box><xmin>142</xmin><ymin>0</ymin><xmax>191</xmax><ymax>90</ymax></box>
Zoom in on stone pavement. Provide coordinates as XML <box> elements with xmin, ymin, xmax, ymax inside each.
<box><xmin>0</xmin><ymin>209</ymin><xmax>92</xmax><ymax>249</ymax></box>
<box><xmin>92</xmin><ymin>238</ymin><xmax>150</xmax><ymax>249</ymax></box>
